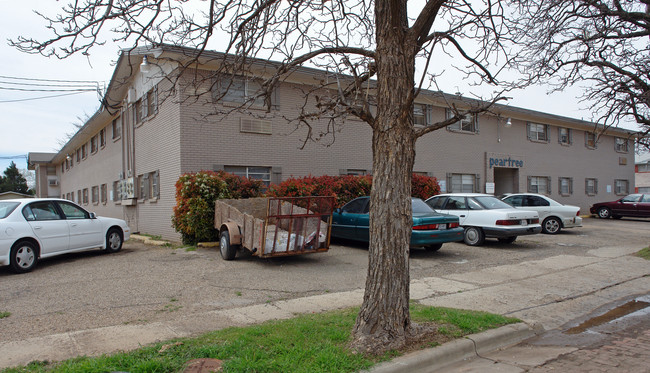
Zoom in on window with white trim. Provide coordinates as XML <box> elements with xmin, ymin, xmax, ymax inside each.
<box><xmin>413</xmin><ymin>104</ymin><xmax>432</xmax><ymax>126</ymax></box>
<box><xmin>447</xmin><ymin>173</ymin><xmax>479</xmax><ymax>193</ymax></box>
<box><xmin>224</xmin><ymin>166</ymin><xmax>272</xmax><ymax>186</ymax></box>
<box><xmin>446</xmin><ymin>109</ymin><xmax>478</xmax><ymax>133</ymax></box>
<box><xmin>215</xmin><ymin>75</ymin><xmax>277</xmax><ymax>108</ymax></box>
<box><xmin>614</xmin><ymin>179</ymin><xmax>629</xmax><ymax>195</ymax></box>
<box><xmin>528</xmin><ymin>176</ymin><xmax>551</xmax><ymax>194</ymax></box>
<box><xmin>101</xmin><ymin>184</ymin><xmax>107</xmax><ymax>204</ymax></box>
<box><xmin>83</xmin><ymin>188</ymin><xmax>89</xmax><ymax>205</ymax></box>
<box><xmin>527</xmin><ymin>122</ymin><xmax>549</xmax><ymax>142</ymax></box>
<box><xmin>112</xmin><ymin>116</ymin><xmax>122</xmax><ymax>139</ymax></box>
<box><xmin>92</xmin><ymin>186</ymin><xmax>99</xmax><ymax>204</ymax></box>
<box><xmin>558</xmin><ymin>177</ymin><xmax>573</xmax><ymax>196</ymax></box>
<box><xmin>558</xmin><ymin>127</ymin><xmax>572</xmax><ymax>145</ymax></box>
<box><xmin>585</xmin><ymin>178</ymin><xmax>598</xmax><ymax>195</ymax></box>
<box><xmin>91</xmin><ymin>135</ymin><xmax>98</xmax><ymax>154</ymax></box>
<box><xmin>585</xmin><ymin>132</ymin><xmax>597</xmax><ymax>149</ymax></box>
<box><xmin>638</xmin><ymin>164</ymin><xmax>650</xmax><ymax>172</ymax></box>
<box><xmin>615</xmin><ymin>137</ymin><xmax>628</xmax><ymax>153</ymax></box>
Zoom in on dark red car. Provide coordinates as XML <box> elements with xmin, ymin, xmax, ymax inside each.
<box><xmin>590</xmin><ymin>194</ymin><xmax>650</xmax><ymax>219</ymax></box>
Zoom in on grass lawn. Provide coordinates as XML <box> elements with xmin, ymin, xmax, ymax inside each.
<box><xmin>1</xmin><ymin>305</ymin><xmax>519</xmax><ymax>373</ymax></box>
<box><xmin>637</xmin><ymin>247</ymin><xmax>650</xmax><ymax>260</ymax></box>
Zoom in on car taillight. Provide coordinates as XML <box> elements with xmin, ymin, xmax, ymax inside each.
<box><xmin>496</xmin><ymin>220</ymin><xmax>519</xmax><ymax>226</ymax></box>
<box><xmin>449</xmin><ymin>222</ymin><xmax>459</xmax><ymax>228</ymax></box>
<box><xmin>413</xmin><ymin>224</ymin><xmax>438</xmax><ymax>230</ymax></box>
<box><xmin>576</xmin><ymin>210</ymin><xmax>580</xmax><ymax>216</ymax></box>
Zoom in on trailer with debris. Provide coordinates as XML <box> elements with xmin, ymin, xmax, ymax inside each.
<box><xmin>214</xmin><ymin>196</ymin><xmax>334</xmax><ymax>260</ymax></box>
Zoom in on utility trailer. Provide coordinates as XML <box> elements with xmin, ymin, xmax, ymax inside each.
<box><xmin>214</xmin><ymin>196</ymin><xmax>334</xmax><ymax>260</ymax></box>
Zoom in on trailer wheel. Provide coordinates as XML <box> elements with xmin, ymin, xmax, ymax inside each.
<box><xmin>219</xmin><ymin>230</ymin><xmax>238</xmax><ymax>260</ymax></box>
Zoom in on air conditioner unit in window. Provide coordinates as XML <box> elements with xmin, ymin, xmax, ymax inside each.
<box><xmin>48</xmin><ymin>179</ymin><xmax>59</xmax><ymax>186</ymax></box>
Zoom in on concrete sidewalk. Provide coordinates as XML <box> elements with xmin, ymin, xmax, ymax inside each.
<box><xmin>1</xmin><ymin>245</ymin><xmax>648</xmax><ymax>371</ymax></box>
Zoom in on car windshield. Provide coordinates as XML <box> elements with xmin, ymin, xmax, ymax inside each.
<box><xmin>412</xmin><ymin>198</ymin><xmax>435</xmax><ymax>214</ymax></box>
<box><xmin>0</xmin><ymin>202</ymin><xmax>20</xmax><ymax>219</ymax></box>
<box><xmin>472</xmin><ymin>196</ymin><xmax>513</xmax><ymax>210</ymax></box>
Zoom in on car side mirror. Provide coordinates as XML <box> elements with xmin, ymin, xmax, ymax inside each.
<box><xmin>334</xmin><ymin>208</ymin><xmax>342</xmax><ymax>214</ymax></box>
<box><xmin>89</xmin><ymin>212</ymin><xmax>97</xmax><ymax>219</ymax></box>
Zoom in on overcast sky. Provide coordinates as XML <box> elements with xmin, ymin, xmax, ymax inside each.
<box><xmin>1</xmin><ymin>1</ymin><xmax>644</xmax><ymax>175</ymax></box>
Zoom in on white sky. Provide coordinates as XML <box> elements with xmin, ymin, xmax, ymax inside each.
<box><xmin>0</xmin><ymin>1</ymin><xmax>644</xmax><ymax>175</ymax></box>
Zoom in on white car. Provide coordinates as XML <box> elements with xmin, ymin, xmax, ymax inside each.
<box><xmin>0</xmin><ymin>198</ymin><xmax>130</xmax><ymax>273</ymax></box>
<box><xmin>425</xmin><ymin>193</ymin><xmax>541</xmax><ymax>246</ymax></box>
<box><xmin>501</xmin><ymin>193</ymin><xmax>582</xmax><ymax>234</ymax></box>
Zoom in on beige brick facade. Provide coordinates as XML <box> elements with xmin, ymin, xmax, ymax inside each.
<box><xmin>29</xmin><ymin>47</ymin><xmax>637</xmax><ymax>241</ymax></box>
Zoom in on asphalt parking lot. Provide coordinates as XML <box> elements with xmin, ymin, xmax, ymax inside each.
<box><xmin>0</xmin><ymin>216</ymin><xmax>648</xmax><ymax>344</ymax></box>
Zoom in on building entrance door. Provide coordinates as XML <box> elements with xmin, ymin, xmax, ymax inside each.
<box><xmin>494</xmin><ymin>168</ymin><xmax>518</xmax><ymax>196</ymax></box>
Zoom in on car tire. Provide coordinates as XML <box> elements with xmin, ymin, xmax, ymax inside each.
<box><xmin>497</xmin><ymin>236</ymin><xmax>517</xmax><ymax>244</ymax></box>
<box><xmin>463</xmin><ymin>227</ymin><xmax>485</xmax><ymax>246</ymax></box>
<box><xmin>425</xmin><ymin>243</ymin><xmax>443</xmax><ymax>252</ymax></box>
<box><xmin>105</xmin><ymin>228</ymin><xmax>124</xmax><ymax>253</ymax></box>
<box><xmin>220</xmin><ymin>230</ymin><xmax>238</xmax><ymax>260</ymax></box>
<box><xmin>10</xmin><ymin>240</ymin><xmax>38</xmax><ymax>273</ymax></box>
<box><xmin>542</xmin><ymin>217</ymin><xmax>562</xmax><ymax>234</ymax></box>
<box><xmin>597</xmin><ymin>207</ymin><xmax>611</xmax><ymax>219</ymax></box>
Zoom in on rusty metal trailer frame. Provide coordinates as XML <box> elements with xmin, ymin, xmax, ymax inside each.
<box><xmin>215</xmin><ymin>196</ymin><xmax>334</xmax><ymax>260</ymax></box>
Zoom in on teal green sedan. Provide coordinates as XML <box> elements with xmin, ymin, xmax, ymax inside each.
<box><xmin>331</xmin><ymin>197</ymin><xmax>463</xmax><ymax>251</ymax></box>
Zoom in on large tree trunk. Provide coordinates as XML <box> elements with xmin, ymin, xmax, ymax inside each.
<box><xmin>351</xmin><ymin>0</ymin><xmax>418</xmax><ymax>354</ymax></box>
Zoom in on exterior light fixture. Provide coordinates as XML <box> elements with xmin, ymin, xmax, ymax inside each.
<box><xmin>505</xmin><ymin>118</ymin><xmax>512</xmax><ymax>127</ymax></box>
<box><xmin>66</xmin><ymin>154</ymin><xmax>72</xmax><ymax>161</ymax></box>
<box><xmin>140</xmin><ymin>55</ymin><xmax>151</xmax><ymax>74</ymax></box>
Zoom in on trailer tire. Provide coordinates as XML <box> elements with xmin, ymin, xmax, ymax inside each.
<box><xmin>219</xmin><ymin>230</ymin><xmax>238</xmax><ymax>260</ymax></box>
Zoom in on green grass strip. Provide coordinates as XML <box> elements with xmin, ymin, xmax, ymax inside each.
<box><xmin>1</xmin><ymin>305</ymin><xmax>518</xmax><ymax>373</ymax></box>
<box><xmin>637</xmin><ymin>247</ymin><xmax>650</xmax><ymax>260</ymax></box>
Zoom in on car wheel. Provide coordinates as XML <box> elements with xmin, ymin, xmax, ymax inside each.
<box><xmin>542</xmin><ymin>217</ymin><xmax>562</xmax><ymax>234</ymax></box>
<box><xmin>463</xmin><ymin>227</ymin><xmax>485</xmax><ymax>246</ymax></box>
<box><xmin>106</xmin><ymin>228</ymin><xmax>123</xmax><ymax>253</ymax></box>
<box><xmin>597</xmin><ymin>207</ymin><xmax>611</xmax><ymax>219</ymax></box>
<box><xmin>220</xmin><ymin>230</ymin><xmax>238</xmax><ymax>260</ymax></box>
<box><xmin>10</xmin><ymin>240</ymin><xmax>38</xmax><ymax>273</ymax></box>
<box><xmin>498</xmin><ymin>236</ymin><xmax>517</xmax><ymax>244</ymax></box>
<box><xmin>425</xmin><ymin>243</ymin><xmax>443</xmax><ymax>252</ymax></box>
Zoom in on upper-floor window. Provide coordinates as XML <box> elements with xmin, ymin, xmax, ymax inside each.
<box><xmin>100</xmin><ymin>128</ymin><xmax>106</xmax><ymax>148</ymax></box>
<box><xmin>134</xmin><ymin>99</ymin><xmax>143</xmax><ymax>125</ymax></box>
<box><xmin>91</xmin><ymin>135</ymin><xmax>98</xmax><ymax>154</ymax></box>
<box><xmin>585</xmin><ymin>178</ymin><xmax>598</xmax><ymax>195</ymax></box>
<box><xmin>528</xmin><ymin>176</ymin><xmax>551</xmax><ymax>194</ymax></box>
<box><xmin>585</xmin><ymin>132</ymin><xmax>597</xmax><ymax>149</ymax></box>
<box><xmin>76</xmin><ymin>149</ymin><xmax>81</xmax><ymax>162</ymax></box>
<box><xmin>215</xmin><ymin>75</ymin><xmax>277</xmax><ymax>109</ymax></box>
<box><xmin>81</xmin><ymin>144</ymin><xmax>87</xmax><ymax>159</ymax></box>
<box><xmin>527</xmin><ymin>122</ymin><xmax>549</xmax><ymax>142</ymax></box>
<box><xmin>558</xmin><ymin>127</ymin><xmax>572</xmax><ymax>145</ymax></box>
<box><xmin>446</xmin><ymin>109</ymin><xmax>478</xmax><ymax>133</ymax></box>
<box><xmin>413</xmin><ymin>104</ymin><xmax>432</xmax><ymax>126</ymax></box>
<box><xmin>638</xmin><ymin>164</ymin><xmax>650</xmax><ymax>173</ymax></box>
<box><xmin>615</xmin><ymin>137</ymin><xmax>628</xmax><ymax>153</ymax></box>
<box><xmin>144</xmin><ymin>86</ymin><xmax>158</xmax><ymax>118</ymax></box>
<box><xmin>112</xmin><ymin>116</ymin><xmax>122</xmax><ymax>139</ymax></box>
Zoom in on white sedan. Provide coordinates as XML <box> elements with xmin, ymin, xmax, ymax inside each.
<box><xmin>425</xmin><ymin>193</ymin><xmax>541</xmax><ymax>246</ymax></box>
<box><xmin>501</xmin><ymin>193</ymin><xmax>582</xmax><ymax>234</ymax></box>
<box><xmin>0</xmin><ymin>198</ymin><xmax>130</xmax><ymax>273</ymax></box>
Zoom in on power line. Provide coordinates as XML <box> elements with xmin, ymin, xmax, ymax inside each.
<box><xmin>0</xmin><ymin>87</ymin><xmax>98</xmax><ymax>92</ymax></box>
<box><xmin>0</xmin><ymin>75</ymin><xmax>104</xmax><ymax>84</ymax></box>
<box><xmin>0</xmin><ymin>155</ymin><xmax>28</xmax><ymax>160</ymax></box>
<box><xmin>0</xmin><ymin>80</ymin><xmax>98</xmax><ymax>89</ymax></box>
<box><xmin>0</xmin><ymin>91</ymin><xmax>89</xmax><ymax>103</ymax></box>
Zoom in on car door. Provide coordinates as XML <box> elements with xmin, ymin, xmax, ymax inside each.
<box><xmin>22</xmin><ymin>201</ymin><xmax>69</xmax><ymax>254</ymax></box>
<box><xmin>439</xmin><ymin>196</ymin><xmax>470</xmax><ymax>225</ymax></box>
<box><xmin>57</xmin><ymin>201</ymin><xmax>104</xmax><ymax>249</ymax></box>
<box><xmin>332</xmin><ymin>198</ymin><xmax>368</xmax><ymax>240</ymax></box>
<box><xmin>638</xmin><ymin>194</ymin><xmax>650</xmax><ymax>218</ymax></box>
<box><xmin>525</xmin><ymin>195</ymin><xmax>551</xmax><ymax>220</ymax></box>
<box><xmin>612</xmin><ymin>194</ymin><xmax>642</xmax><ymax>216</ymax></box>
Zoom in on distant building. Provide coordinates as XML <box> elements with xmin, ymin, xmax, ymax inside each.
<box><xmin>0</xmin><ymin>191</ymin><xmax>34</xmax><ymax>200</ymax></box>
<box><xmin>636</xmin><ymin>153</ymin><xmax>650</xmax><ymax>193</ymax></box>
<box><xmin>28</xmin><ymin>45</ymin><xmax>638</xmax><ymax>241</ymax></box>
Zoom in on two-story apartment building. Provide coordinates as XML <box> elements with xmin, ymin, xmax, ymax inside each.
<box><xmin>28</xmin><ymin>45</ymin><xmax>637</xmax><ymax>241</ymax></box>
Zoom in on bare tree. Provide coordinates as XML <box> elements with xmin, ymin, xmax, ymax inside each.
<box><xmin>12</xmin><ymin>0</ymin><xmax>510</xmax><ymax>353</ymax></box>
<box><xmin>507</xmin><ymin>0</ymin><xmax>649</xmax><ymax>147</ymax></box>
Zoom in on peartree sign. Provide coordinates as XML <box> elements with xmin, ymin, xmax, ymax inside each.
<box><xmin>488</xmin><ymin>155</ymin><xmax>524</xmax><ymax>169</ymax></box>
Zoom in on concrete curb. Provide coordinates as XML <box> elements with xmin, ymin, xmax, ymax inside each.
<box><xmin>129</xmin><ymin>234</ymin><xmax>169</xmax><ymax>246</ymax></box>
<box><xmin>367</xmin><ymin>322</ymin><xmax>543</xmax><ymax>373</ymax></box>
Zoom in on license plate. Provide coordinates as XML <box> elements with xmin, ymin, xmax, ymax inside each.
<box><xmin>439</xmin><ymin>224</ymin><xmax>447</xmax><ymax>230</ymax></box>
<box><xmin>520</xmin><ymin>220</ymin><xmax>528</xmax><ymax>226</ymax></box>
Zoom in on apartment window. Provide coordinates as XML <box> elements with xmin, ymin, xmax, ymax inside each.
<box><xmin>413</xmin><ymin>104</ymin><xmax>432</xmax><ymax>126</ymax></box>
<box><xmin>112</xmin><ymin>116</ymin><xmax>122</xmax><ymax>139</ymax></box>
<box><xmin>558</xmin><ymin>127</ymin><xmax>572</xmax><ymax>145</ymax></box>
<box><xmin>134</xmin><ymin>99</ymin><xmax>143</xmax><ymax>125</ymax></box>
<box><xmin>101</xmin><ymin>184</ymin><xmax>107</xmax><ymax>204</ymax></box>
<box><xmin>113</xmin><ymin>181</ymin><xmax>120</xmax><ymax>202</ymax></box>
<box><xmin>83</xmin><ymin>188</ymin><xmax>89</xmax><ymax>205</ymax></box>
<box><xmin>149</xmin><ymin>170</ymin><xmax>160</xmax><ymax>199</ymax></box>
<box><xmin>100</xmin><ymin>128</ymin><xmax>106</xmax><ymax>148</ymax></box>
<box><xmin>77</xmin><ymin>190</ymin><xmax>82</xmax><ymax>203</ymax></box>
<box><xmin>91</xmin><ymin>135</ymin><xmax>98</xmax><ymax>154</ymax></box>
<box><xmin>615</xmin><ymin>137</ymin><xmax>628</xmax><ymax>153</ymax></box>
<box><xmin>446</xmin><ymin>109</ymin><xmax>478</xmax><ymax>133</ymax></box>
<box><xmin>76</xmin><ymin>149</ymin><xmax>81</xmax><ymax>162</ymax></box>
<box><xmin>614</xmin><ymin>179</ymin><xmax>629</xmax><ymax>195</ymax></box>
<box><xmin>224</xmin><ymin>166</ymin><xmax>272</xmax><ymax>186</ymax></box>
<box><xmin>138</xmin><ymin>175</ymin><xmax>147</xmax><ymax>200</ymax></box>
<box><xmin>638</xmin><ymin>164</ymin><xmax>650</xmax><ymax>172</ymax></box>
<box><xmin>585</xmin><ymin>132</ymin><xmax>597</xmax><ymax>149</ymax></box>
<box><xmin>92</xmin><ymin>186</ymin><xmax>99</xmax><ymax>204</ymax></box>
<box><xmin>81</xmin><ymin>144</ymin><xmax>87</xmax><ymax>159</ymax></box>
<box><xmin>215</xmin><ymin>75</ymin><xmax>277</xmax><ymax>108</ymax></box>
<box><xmin>527</xmin><ymin>122</ymin><xmax>549</xmax><ymax>142</ymax></box>
<box><xmin>65</xmin><ymin>158</ymin><xmax>70</xmax><ymax>170</ymax></box>
<box><xmin>447</xmin><ymin>173</ymin><xmax>479</xmax><ymax>193</ymax></box>
<box><xmin>528</xmin><ymin>176</ymin><xmax>551</xmax><ymax>194</ymax></box>
<box><xmin>146</xmin><ymin>87</ymin><xmax>158</xmax><ymax>117</ymax></box>
<box><xmin>558</xmin><ymin>177</ymin><xmax>573</xmax><ymax>196</ymax></box>
<box><xmin>585</xmin><ymin>178</ymin><xmax>598</xmax><ymax>195</ymax></box>
<box><xmin>70</xmin><ymin>192</ymin><xmax>74</xmax><ymax>202</ymax></box>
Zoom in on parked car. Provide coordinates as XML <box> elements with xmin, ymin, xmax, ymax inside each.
<box><xmin>501</xmin><ymin>193</ymin><xmax>582</xmax><ymax>234</ymax></box>
<box><xmin>589</xmin><ymin>194</ymin><xmax>650</xmax><ymax>219</ymax></box>
<box><xmin>425</xmin><ymin>193</ymin><xmax>541</xmax><ymax>246</ymax></box>
<box><xmin>0</xmin><ymin>198</ymin><xmax>131</xmax><ymax>273</ymax></box>
<box><xmin>331</xmin><ymin>197</ymin><xmax>463</xmax><ymax>251</ymax></box>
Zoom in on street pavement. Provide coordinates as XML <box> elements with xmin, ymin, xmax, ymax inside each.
<box><xmin>1</xmin><ymin>239</ymin><xmax>649</xmax><ymax>371</ymax></box>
